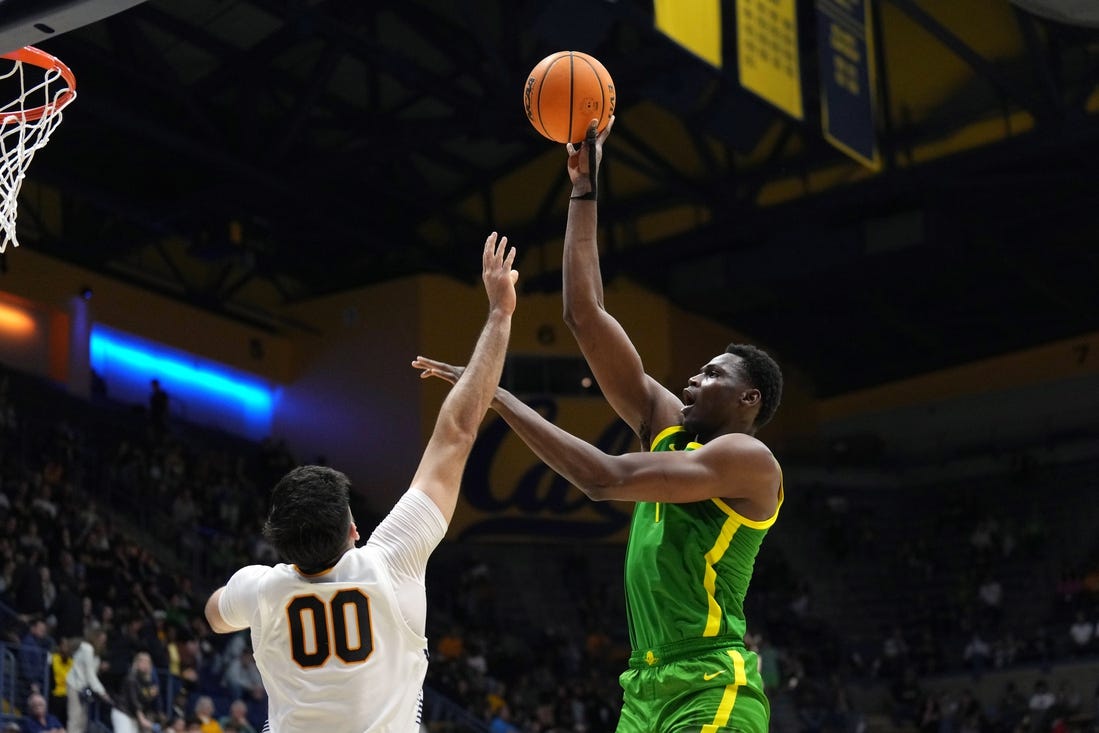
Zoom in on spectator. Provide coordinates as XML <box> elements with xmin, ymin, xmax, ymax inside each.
<box><xmin>110</xmin><ymin>651</ymin><xmax>165</xmax><ymax>733</ymax></box>
<box><xmin>149</xmin><ymin>379</ymin><xmax>169</xmax><ymax>440</ymax></box>
<box><xmin>1027</xmin><ymin>679</ymin><xmax>1056</xmax><ymax>733</ymax></box>
<box><xmin>174</xmin><ymin>633</ymin><xmax>203</xmax><ymax>696</ymax></box>
<box><xmin>192</xmin><ymin>696</ymin><xmax>222</xmax><ymax>733</ymax></box>
<box><xmin>1053</xmin><ymin>680</ymin><xmax>1082</xmax><ymax>721</ymax></box>
<box><xmin>963</xmin><ymin>630</ymin><xmax>992</xmax><ymax>679</ymax></box>
<box><xmin>993</xmin><ymin>680</ymin><xmax>1027</xmax><ymax>733</ymax></box>
<box><xmin>969</xmin><ymin>517</ymin><xmax>996</xmax><ymax>557</ymax></box>
<box><xmin>20</xmin><ymin>692</ymin><xmax>63</xmax><ymax>733</ymax></box>
<box><xmin>0</xmin><ymin>557</ymin><xmax>15</xmax><ymax>603</ymax></box>
<box><xmin>977</xmin><ymin>574</ymin><xmax>1003</xmax><ymax>627</ymax></box>
<box><xmin>435</xmin><ymin>625</ymin><xmax>464</xmax><ymax>662</ymax></box>
<box><xmin>103</xmin><ymin>616</ymin><xmax>145</xmax><ymax>695</ymax></box>
<box><xmin>1068</xmin><ymin>610</ymin><xmax>1094</xmax><ymax>656</ymax></box>
<box><xmin>65</xmin><ymin>629</ymin><xmax>111</xmax><ymax>733</ymax></box>
<box><xmin>754</xmin><ymin>634</ymin><xmax>783</xmax><ymax>694</ymax></box>
<box><xmin>18</xmin><ymin>523</ymin><xmax>46</xmax><ymax>555</ymax></box>
<box><xmin>18</xmin><ymin>618</ymin><xmax>54</xmax><ymax>700</ymax></box>
<box><xmin>221</xmin><ymin>648</ymin><xmax>264</xmax><ymax>704</ymax></box>
<box><xmin>217</xmin><ymin>700</ymin><xmax>256</xmax><ymax>733</ymax></box>
<box><xmin>1055</xmin><ymin>568</ymin><xmax>1084</xmax><ymax>612</ymax></box>
<box><xmin>890</xmin><ymin>666</ymin><xmax>923</xmax><ymax>728</ymax></box>
<box><xmin>795</xmin><ymin>684</ymin><xmax>829</xmax><ymax>733</ymax></box>
<box><xmin>38</xmin><ymin>568</ymin><xmax>57</xmax><ymax>618</ymax></box>
<box><xmin>919</xmin><ymin>692</ymin><xmax>942</xmax><ymax>733</ymax></box>
<box><xmin>488</xmin><ymin>702</ymin><xmax>520</xmax><ymax>733</ymax></box>
<box><xmin>1029</xmin><ymin>625</ymin><xmax>1054</xmax><ymax>671</ymax></box>
<box><xmin>164</xmin><ymin>624</ymin><xmax>189</xmax><ymax>688</ymax></box>
<box><xmin>992</xmin><ymin>631</ymin><xmax>1021</xmax><ymax>670</ymax></box>
<box><xmin>956</xmin><ymin>688</ymin><xmax>984</xmax><ymax>732</ymax></box>
<box><xmin>49</xmin><ymin>580</ymin><xmax>84</xmax><ymax>642</ymax></box>
<box><xmin>47</xmin><ymin>637</ymin><xmax>75</xmax><ymax>725</ymax></box>
<box><xmin>880</xmin><ymin>626</ymin><xmax>909</xmax><ymax>679</ymax></box>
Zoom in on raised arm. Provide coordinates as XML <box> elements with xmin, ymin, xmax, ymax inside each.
<box><xmin>409</xmin><ymin>233</ymin><xmax>516</xmax><ymax>523</ymax></box>
<box><xmin>411</xmin><ymin>358</ymin><xmax>780</xmax><ymax>510</ymax></box>
<box><xmin>563</xmin><ymin>118</ymin><xmax>682</xmax><ymax>444</ymax></box>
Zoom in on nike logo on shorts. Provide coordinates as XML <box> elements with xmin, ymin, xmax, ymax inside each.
<box><xmin>703</xmin><ymin>670</ymin><xmax>725</xmax><ymax>681</ymax></box>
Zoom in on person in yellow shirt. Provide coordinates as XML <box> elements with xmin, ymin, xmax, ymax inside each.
<box><xmin>193</xmin><ymin>695</ymin><xmax>223</xmax><ymax>733</ymax></box>
<box><xmin>48</xmin><ymin>637</ymin><xmax>75</xmax><ymax>725</ymax></box>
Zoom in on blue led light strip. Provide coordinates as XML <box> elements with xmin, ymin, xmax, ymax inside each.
<box><xmin>89</xmin><ymin>327</ymin><xmax>273</xmax><ymax>413</ymax></box>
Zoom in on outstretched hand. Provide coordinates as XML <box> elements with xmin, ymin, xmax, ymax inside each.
<box><xmin>566</xmin><ymin>115</ymin><xmax>615</xmax><ymax>196</ymax></box>
<box><xmin>482</xmin><ymin>231</ymin><xmax>518</xmax><ymax>316</ymax></box>
<box><xmin>410</xmin><ymin>233</ymin><xmax>512</xmax><ymax>391</ymax></box>
<box><xmin>411</xmin><ymin>356</ymin><xmax>465</xmax><ymax>386</ymax></box>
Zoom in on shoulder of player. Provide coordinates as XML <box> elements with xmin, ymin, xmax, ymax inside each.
<box><xmin>225</xmin><ymin>563</ymin><xmax>281</xmax><ymax>589</ymax></box>
<box><xmin>703</xmin><ymin>431</ymin><xmax>774</xmax><ymax>455</ymax></box>
<box><xmin>701</xmin><ymin>435</ymin><xmax>781</xmax><ymax>510</ymax></box>
<box><xmin>695</xmin><ymin>433</ymin><xmax>780</xmax><ymax>472</ymax></box>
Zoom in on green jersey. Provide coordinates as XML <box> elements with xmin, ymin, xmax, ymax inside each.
<box><xmin>623</xmin><ymin>425</ymin><xmax>782</xmax><ymax>662</ymax></box>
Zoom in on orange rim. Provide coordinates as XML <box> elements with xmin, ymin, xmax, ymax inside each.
<box><xmin>0</xmin><ymin>45</ymin><xmax>76</xmax><ymax>122</ymax></box>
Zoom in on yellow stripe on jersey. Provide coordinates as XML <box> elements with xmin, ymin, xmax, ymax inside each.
<box><xmin>710</xmin><ymin>479</ymin><xmax>785</xmax><ymax>530</ymax></box>
<box><xmin>702</xmin><ymin>515</ymin><xmax>740</xmax><ymax>637</ymax></box>
<box><xmin>701</xmin><ymin>649</ymin><xmax>749</xmax><ymax>732</ymax></box>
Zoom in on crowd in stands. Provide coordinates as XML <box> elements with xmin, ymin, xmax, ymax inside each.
<box><xmin>0</xmin><ymin>369</ymin><xmax>278</xmax><ymax>731</ymax></box>
<box><xmin>0</xmin><ymin>364</ymin><xmax>1098</xmax><ymax>732</ymax></box>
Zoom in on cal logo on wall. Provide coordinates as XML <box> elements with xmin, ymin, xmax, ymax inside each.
<box><xmin>736</xmin><ymin>0</ymin><xmax>804</xmax><ymax>120</ymax></box>
<box><xmin>451</xmin><ymin>398</ymin><xmax>635</xmax><ymax>543</ymax></box>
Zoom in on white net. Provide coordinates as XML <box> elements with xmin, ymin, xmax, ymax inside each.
<box><xmin>0</xmin><ymin>48</ymin><xmax>76</xmax><ymax>252</ymax></box>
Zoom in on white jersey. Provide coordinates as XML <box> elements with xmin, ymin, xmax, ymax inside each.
<box><xmin>218</xmin><ymin>488</ymin><xmax>448</xmax><ymax>733</ymax></box>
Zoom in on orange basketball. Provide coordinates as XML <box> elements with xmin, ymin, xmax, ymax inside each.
<box><xmin>523</xmin><ymin>51</ymin><xmax>615</xmax><ymax>144</ymax></box>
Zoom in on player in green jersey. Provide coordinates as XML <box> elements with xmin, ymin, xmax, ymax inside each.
<box><xmin>414</xmin><ymin>117</ymin><xmax>784</xmax><ymax>732</ymax></box>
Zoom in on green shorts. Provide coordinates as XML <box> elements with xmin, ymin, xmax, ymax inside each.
<box><xmin>616</xmin><ymin>645</ymin><xmax>770</xmax><ymax>733</ymax></box>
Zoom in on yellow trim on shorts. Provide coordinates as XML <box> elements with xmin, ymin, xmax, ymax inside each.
<box><xmin>701</xmin><ymin>649</ymin><xmax>748</xmax><ymax>733</ymax></box>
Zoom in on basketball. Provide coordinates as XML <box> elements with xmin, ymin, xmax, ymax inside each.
<box><xmin>523</xmin><ymin>51</ymin><xmax>615</xmax><ymax>144</ymax></box>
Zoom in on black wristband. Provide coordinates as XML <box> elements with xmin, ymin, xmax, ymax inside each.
<box><xmin>570</xmin><ymin>126</ymin><xmax>599</xmax><ymax>200</ymax></box>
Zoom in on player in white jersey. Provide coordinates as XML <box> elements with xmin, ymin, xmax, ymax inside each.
<box><xmin>204</xmin><ymin>232</ymin><xmax>518</xmax><ymax>733</ymax></box>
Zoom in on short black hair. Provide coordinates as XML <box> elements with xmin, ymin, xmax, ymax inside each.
<box><xmin>726</xmin><ymin>343</ymin><xmax>783</xmax><ymax>429</ymax></box>
<box><xmin>263</xmin><ymin>465</ymin><xmax>352</xmax><ymax>573</ymax></box>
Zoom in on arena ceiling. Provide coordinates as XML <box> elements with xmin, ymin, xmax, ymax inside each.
<box><xmin>5</xmin><ymin>0</ymin><xmax>1099</xmax><ymax>396</ymax></box>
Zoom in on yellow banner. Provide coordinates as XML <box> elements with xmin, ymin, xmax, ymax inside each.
<box><xmin>737</xmin><ymin>0</ymin><xmax>803</xmax><ymax>120</ymax></box>
<box><xmin>654</xmin><ymin>0</ymin><xmax>723</xmax><ymax>68</ymax></box>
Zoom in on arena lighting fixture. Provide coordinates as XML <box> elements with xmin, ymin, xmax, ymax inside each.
<box><xmin>89</xmin><ymin>325</ymin><xmax>273</xmax><ymax>414</ymax></box>
<box><xmin>0</xmin><ymin>300</ymin><xmax>35</xmax><ymax>337</ymax></box>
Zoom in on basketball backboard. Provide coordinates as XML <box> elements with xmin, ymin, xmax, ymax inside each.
<box><xmin>0</xmin><ymin>0</ymin><xmax>148</xmax><ymax>54</ymax></box>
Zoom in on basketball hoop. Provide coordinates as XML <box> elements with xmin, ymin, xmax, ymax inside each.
<box><xmin>0</xmin><ymin>46</ymin><xmax>76</xmax><ymax>252</ymax></box>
